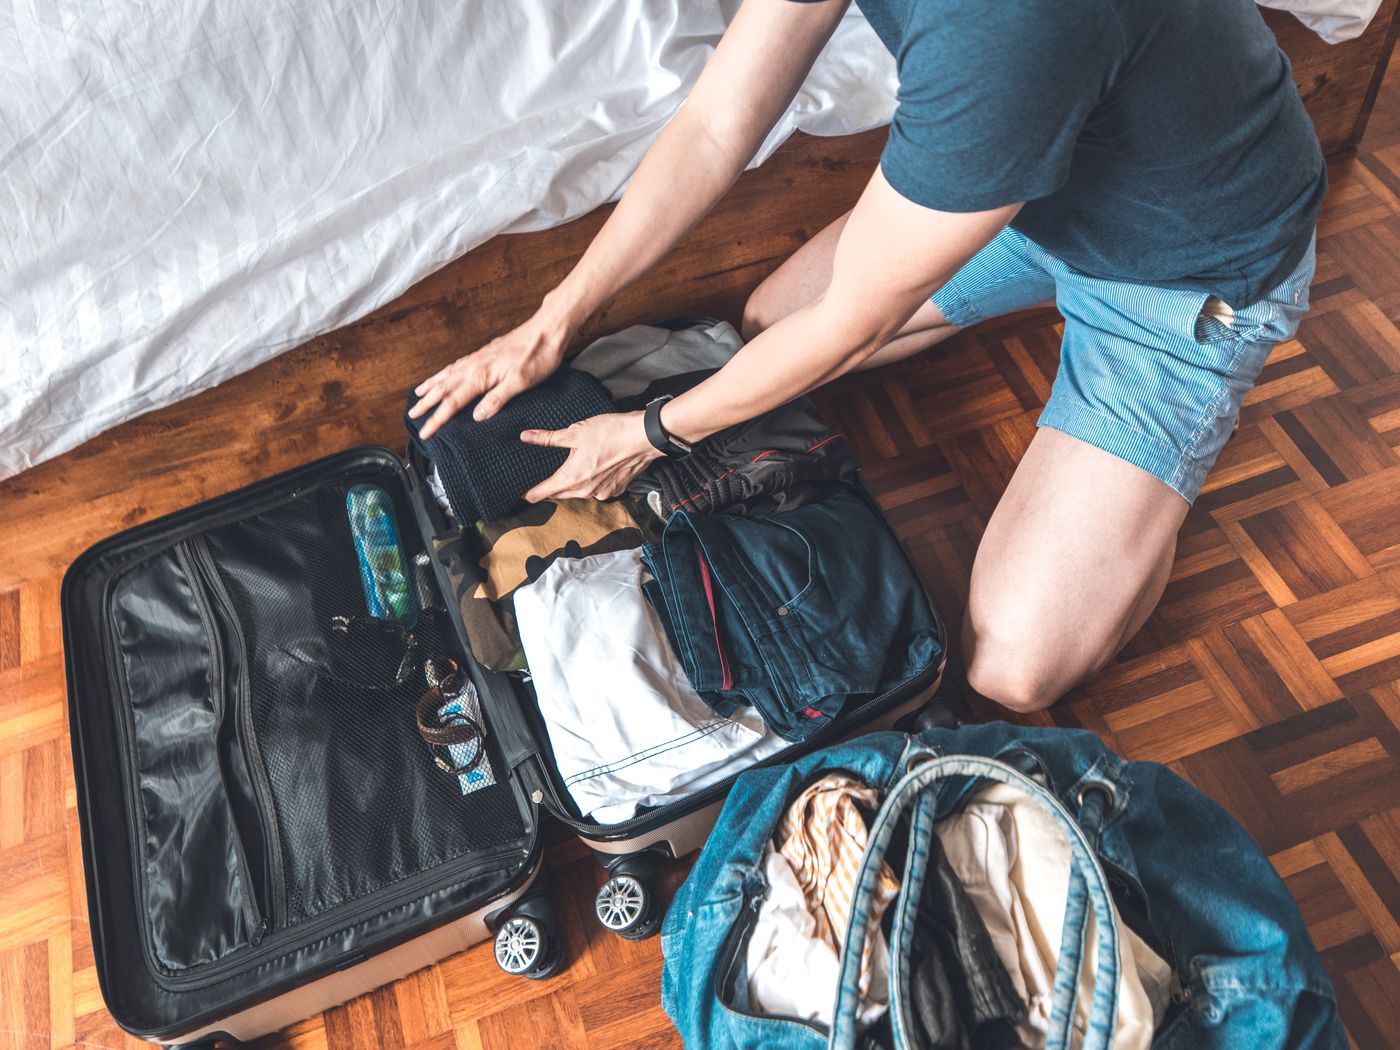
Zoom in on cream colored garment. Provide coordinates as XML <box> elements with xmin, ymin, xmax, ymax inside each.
<box><xmin>1202</xmin><ymin>296</ymin><xmax>1237</xmax><ymax>326</ymax></box>
<box><xmin>777</xmin><ymin>774</ymin><xmax>900</xmax><ymax>1001</ymax></box>
<box><xmin>745</xmin><ymin>845</ymin><xmax>891</xmax><ymax>1027</ymax></box>
<box><xmin>937</xmin><ymin>785</ymin><xmax>1173</xmax><ymax>1049</ymax></box>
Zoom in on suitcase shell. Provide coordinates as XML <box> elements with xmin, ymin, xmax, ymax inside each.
<box><xmin>63</xmin><ymin>428</ymin><xmax>945</xmax><ymax>1044</ymax></box>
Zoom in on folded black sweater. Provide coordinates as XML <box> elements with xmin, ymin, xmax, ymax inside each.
<box><xmin>405</xmin><ymin>366</ymin><xmax>615</xmax><ymax>523</ymax></box>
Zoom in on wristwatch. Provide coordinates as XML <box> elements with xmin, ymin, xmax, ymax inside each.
<box><xmin>643</xmin><ymin>395</ymin><xmax>692</xmax><ymax>458</ymax></box>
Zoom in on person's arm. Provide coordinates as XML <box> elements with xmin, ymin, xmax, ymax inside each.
<box><xmin>519</xmin><ymin>0</ymin><xmax>1116</xmax><ymax>502</ymax></box>
<box><xmin>664</xmin><ymin>171</ymin><xmax>1019</xmax><ymax>443</ymax></box>
<box><xmin>518</xmin><ymin>169</ymin><xmax>1020</xmax><ymax>501</ymax></box>
<box><xmin>409</xmin><ymin>0</ymin><xmax>851</xmax><ymax>438</ymax></box>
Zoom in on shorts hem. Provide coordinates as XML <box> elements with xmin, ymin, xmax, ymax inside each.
<box><xmin>931</xmin><ymin>280</ymin><xmax>982</xmax><ymax>329</ymax></box>
<box><xmin>1038</xmin><ymin>396</ymin><xmax>1199</xmax><ymax>503</ymax></box>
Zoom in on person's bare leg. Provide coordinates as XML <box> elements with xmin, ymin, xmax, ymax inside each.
<box><xmin>741</xmin><ymin>210</ymin><xmax>961</xmax><ymax>365</ymax></box>
<box><xmin>962</xmin><ymin>427</ymin><xmax>1188</xmax><ymax>713</ymax></box>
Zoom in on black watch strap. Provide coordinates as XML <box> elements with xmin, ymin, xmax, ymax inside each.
<box><xmin>644</xmin><ymin>396</ymin><xmax>692</xmax><ymax>458</ymax></box>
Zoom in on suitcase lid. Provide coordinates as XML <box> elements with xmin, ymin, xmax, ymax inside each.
<box><xmin>61</xmin><ymin>445</ymin><xmax>542</xmax><ymax>1039</ymax></box>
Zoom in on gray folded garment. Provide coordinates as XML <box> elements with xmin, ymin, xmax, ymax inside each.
<box><xmin>570</xmin><ymin>319</ymin><xmax>742</xmax><ymax>399</ymax></box>
<box><xmin>574</xmin><ymin>317</ymin><xmax>859</xmax><ymax>519</ymax></box>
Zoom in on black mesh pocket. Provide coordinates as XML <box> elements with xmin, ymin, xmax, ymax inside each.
<box><xmin>108</xmin><ymin>543</ymin><xmax>265</xmax><ymax>971</ymax></box>
<box><xmin>203</xmin><ymin>477</ymin><xmax>525</xmax><ymax>928</ymax></box>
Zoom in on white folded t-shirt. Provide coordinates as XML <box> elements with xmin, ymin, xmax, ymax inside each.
<box><xmin>514</xmin><ymin>547</ymin><xmax>786</xmax><ymax>824</ymax></box>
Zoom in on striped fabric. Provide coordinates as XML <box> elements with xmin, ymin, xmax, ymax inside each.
<box><xmin>777</xmin><ymin>774</ymin><xmax>900</xmax><ymax>997</ymax></box>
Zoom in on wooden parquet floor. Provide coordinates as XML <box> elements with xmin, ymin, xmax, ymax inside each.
<box><xmin>6</xmin><ymin>60</ymin><xmax>1400</xmax><ymax>1050</ymax></box>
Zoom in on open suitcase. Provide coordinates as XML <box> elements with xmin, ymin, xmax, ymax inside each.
<box><xmin>60</xmin><ymin>323</ymin><xmax>949</xmax><ymax>1047</ymax></box>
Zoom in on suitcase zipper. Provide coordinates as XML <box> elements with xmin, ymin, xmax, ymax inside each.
<box><xmin>185</xmin><ymin>535</ymin><xmax>288</xmax><ymax>933</ymax></box>
<box><xmin>141</xmin><ymin>840</ymin><xmax>530</xmax><ymax>990</ymax></box>
<box><xmin>175</xmin><ymin>540</ymin><xmax>270</xmax><ymax>945</ymax></box>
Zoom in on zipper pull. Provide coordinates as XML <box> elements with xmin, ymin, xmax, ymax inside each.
<box><xmin>250</xmin><ymin>918</ymin><xmax>269</xmax><ymax>947</ymax></box>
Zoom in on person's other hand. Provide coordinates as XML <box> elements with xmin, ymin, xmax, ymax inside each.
<box><xmin>520</xmin><ymin>412</ymin><xmax>662</xmax><ymax>502</ymax></box>
<box><xmin>409</xmin><ymin>312</ymin><xmax>571</xmax><ymax>439</ymax></box>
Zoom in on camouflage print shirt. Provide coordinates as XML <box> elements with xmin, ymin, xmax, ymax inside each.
<box><xmin>434</xmin><ymin>495</ymin><xmax>658</xmax><ymax>671</ymax></box>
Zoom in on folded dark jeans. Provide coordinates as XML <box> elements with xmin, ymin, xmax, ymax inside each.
<box><xmin>631</xmin><ymin>395</ymin><xmax>860</xmax><ymax>519</ymax></box>
<box><xmin>640</xmin><ymin>487</ymin><xmax>941</xmax><ymax>741</ymax></box>
<box><xmin>404</xmin><ymin>366</ymin><xmax>614</xmax><ymax>523</ymax></box>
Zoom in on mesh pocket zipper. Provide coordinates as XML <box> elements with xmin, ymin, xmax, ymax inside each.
<box><xmin>172</xmin><ymin>539</ymin><xmax>269</xmax><ymax>945</ymax></box>
<box><xmin>182</xmin><ymin>534</ymin><xmax>288</xmax><ymax>932</ymax></box>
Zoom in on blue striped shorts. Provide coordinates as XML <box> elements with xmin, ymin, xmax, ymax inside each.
<box><xmin>931</xmin><ymin>228</ymin><xmax>1317</xmax><ymax>502</ymax></box>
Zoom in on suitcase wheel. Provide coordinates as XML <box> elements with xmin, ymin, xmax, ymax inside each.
<box><xmin>493</xmin><ymin>912</ymin><xmax>563</xmax><ymax>980</ymax></box>
<box><xmin>594</xmin><ymin>871</ymin><xmax>660</xmax><ymax>941</ymax></box>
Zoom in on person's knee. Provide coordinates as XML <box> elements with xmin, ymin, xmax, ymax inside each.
<box><xmin>964</xmin><ymin>641</ymin><xmax>1064</xmax><ymax>714</ymax></box>
<box><xmin>740</xmin><ymin>277</ymin><xmax>788</xmax><ymax>341</ymax></box>
<box><xmin>962</xmin><ymin>590</ymin><xmax>1114</xmax><ymax>714</ymax></box>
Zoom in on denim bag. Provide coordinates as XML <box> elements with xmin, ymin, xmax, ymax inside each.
<box><xmin>661</xmin><ymin>723</ymin><xmax>1345</xmax><ymax>1049</ymax></box>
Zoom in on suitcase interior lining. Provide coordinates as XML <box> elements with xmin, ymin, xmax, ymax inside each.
<box><xmin>100</xmin><ymin>462</ymin><xmax>528</xmax><ymax>978</ymax></box>
<box><xmin>109</xmin><ymin>541</ymin><xmax>265</xmax><ymax>973</ymax></box>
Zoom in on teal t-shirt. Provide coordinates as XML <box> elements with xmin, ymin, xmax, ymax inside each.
<box><xmin>803</xmin><ymin>0</ymin><xmax>1326</xmax><ymax>307</ymax></box>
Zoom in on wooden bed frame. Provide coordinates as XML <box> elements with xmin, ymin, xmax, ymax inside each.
<box><xmin>1263</xmin><ymin>0</ymin><xmax>1399</xmax><ymax>155</ymax></box>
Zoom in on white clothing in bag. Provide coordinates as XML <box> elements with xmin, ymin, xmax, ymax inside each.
<box><xmin>745</xmin><ymin>845</ymin><xmax>891</xmax><ymax>1028</ymax></box>
<box><xmin>514</xmin><ymin>548</ymin><xmax>784</xmax><ymax>824</ymax></box>
<box><xmin>937</xmin><ymin>785</ymin><xmax>1174</xmax><ymax>1050</ymax></box>
<box><xmin>1256</xmin><ymin>0</ymin><xmax>1384</xmax><ymax>43</ymax></box>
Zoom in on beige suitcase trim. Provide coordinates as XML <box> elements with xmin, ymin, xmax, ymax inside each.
<box><xmin>578</xmin><ymin>673</ymin><xmax>943</xmax><ymax>860</ymax></box>
<box><xmin>164</xmin><ymin>863</ymin><xmax>540</xmax><ymax>1045</ymax></box>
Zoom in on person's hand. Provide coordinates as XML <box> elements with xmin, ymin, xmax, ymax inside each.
<box><xmin>409</xmin><ymin>311</ymin><xmax>572</xmax><ymax>439</ymax></box>
<box><xmin>521</xmin><ymin>411</ymin><xmax>662</xmax><ymax>502</ymax></box>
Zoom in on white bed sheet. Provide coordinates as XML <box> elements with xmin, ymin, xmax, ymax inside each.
<box><xmin>0</xmin><ymin>0</ymin><xmax>896</xmax><ymax>480</ymax></box>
